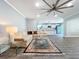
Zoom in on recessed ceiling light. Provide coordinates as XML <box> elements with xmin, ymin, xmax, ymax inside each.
<box><xmin>35</xmin><ymin>2</ymin><xmax>40</xmax><ymax>7</ymax></box>
<box><xmin>66</xmin><ymin>2</ymin><xmax>73</xmax><ymax>6</ymax></box>
<box><xmin>36</xmin><ymin>14</ymin><xmax>40</xmax><ymax>17</ymax></box>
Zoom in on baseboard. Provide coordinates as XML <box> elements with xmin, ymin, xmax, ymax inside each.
<box><xmin>64</xmin><ymin>36</ymin><xmax>79</xmax><ymax>38</ymax></box>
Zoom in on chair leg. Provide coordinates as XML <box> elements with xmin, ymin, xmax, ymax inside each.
<box><xmin>15</xmin><ymin>47</ymin><xmax>18</xmax><ymax>55</ymax></box>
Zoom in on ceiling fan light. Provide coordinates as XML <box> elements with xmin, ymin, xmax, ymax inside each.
<box><xmin>35</xmin><ymin>2</ymin><xmax>40</xmax><ymax>7</ymax></box>
<box><xmin>36</xmin><ymin>14</ymin><xmax>40</xmax><ymax>17</ymax></box>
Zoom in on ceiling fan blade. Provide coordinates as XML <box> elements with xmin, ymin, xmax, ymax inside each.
<box><xmin>58</xmin><ymin>0</ymin><xmax>73</xmax><ymax>7</ymax></box>
<box><xmin>42</xmin><ymin>0</ymin><xmax>52</xmax><ymax>8</ymax></box>
<box><xmin>58</xmin><ymin>5</ymin><xmax>74</xmax><ymax>9</ymax></box>
<box><xmin>56</xmin><ymin>10</ymin><xmax>63</xmax><ymax>13</ymax></box>
<box><xmin>55</xmin><ymin>0</ymin><xmax>60</xmax><ymax>6</ymax></box>
<box><xmin>47</xmin><ymin>12</ymin><xmax>51</xmax><ymax>16</ymax></box>
<box><xmin>47</xmin><ymin>11</ymin><xmax>52</xmax><ymax>16</ymax></box>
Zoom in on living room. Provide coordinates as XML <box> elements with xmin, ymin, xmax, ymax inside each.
<box><xmin>0</xmin><ymin>0</ymin><xmax>79</xmax><ymax>59</ymax></box>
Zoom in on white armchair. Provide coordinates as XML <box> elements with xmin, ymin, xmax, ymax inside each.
<box><xmin>23</xmin><ymin>34</ymin><xmax>32</xmax><ymax>46</ymax></box>
<box><xmin>10</xmin><ymin>31</ymin><xmax>32</xmax><ymax>47</ymax></box>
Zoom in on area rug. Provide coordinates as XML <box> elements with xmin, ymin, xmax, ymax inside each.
<box><xmin>23</xmin><ymin>38</ymin><xmax>63</xmax><ymax>55</ymax></box>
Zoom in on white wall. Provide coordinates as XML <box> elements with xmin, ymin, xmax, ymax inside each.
<box><xmin>0</xmin><ymin>0</ymin><xmax>26</xmax><ymax>31</ymax></box>
<box><xmin>26</xmin><ymin>18</ymin><xmax>35</xmax><ymax>31</ymax></box>
<box><xmin>65</xmin><ymin>14</ymin><xmax>79</xmax><ymax>37</ymax></box>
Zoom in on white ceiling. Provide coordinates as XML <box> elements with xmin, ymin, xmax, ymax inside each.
<box><xmin>5</xmin><ymin>0</ymin><xmax>79</xmax><ymax>19</ymax></box>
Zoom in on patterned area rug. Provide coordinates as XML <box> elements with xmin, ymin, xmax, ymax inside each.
<box><xmin>23</xmin><ymin>38</ymin><xmax>63</xmax><ymax>55</ymax></box>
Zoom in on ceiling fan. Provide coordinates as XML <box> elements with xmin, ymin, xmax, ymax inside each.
<box><xmin>40</xmin><ymin>0</ymin><xmax>74</xmax><ymax>15</ymax></box>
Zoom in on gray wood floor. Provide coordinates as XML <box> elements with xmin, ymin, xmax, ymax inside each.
<box><xmin>0</xmin><ymin>35</ymin><xmax>79</xmax><ymax>59</ymax></box>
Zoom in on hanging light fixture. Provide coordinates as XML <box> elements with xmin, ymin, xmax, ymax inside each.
<box><xmin>40</xmin><ymin>0</ymin><xmax>74</xmax><ymax>15</ymax></box>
